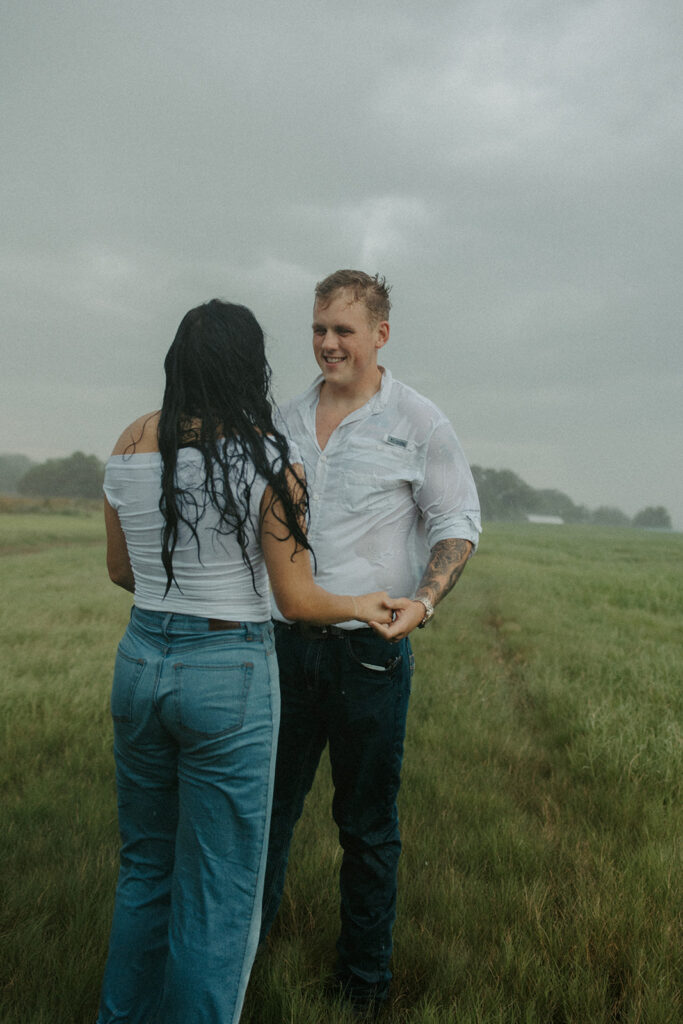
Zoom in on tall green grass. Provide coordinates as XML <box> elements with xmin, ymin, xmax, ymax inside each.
<box><xmin>1</xmin><ymin>518</ymin><xmax>680</xmax><ymax>1023</ymax></box>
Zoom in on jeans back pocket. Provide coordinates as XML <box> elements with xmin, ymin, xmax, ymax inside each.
<box><xmin>173</xmin><ymin>661</ymin><xmax>254</xmax><ymax>738</ymax></box>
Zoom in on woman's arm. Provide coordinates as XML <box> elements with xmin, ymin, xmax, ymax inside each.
<box><xmin>104</xmin><ymin>498</ymin><xmax>135</xmax><ymax>593</ymax></box>
<box><xmin>260</xmin><ymin>474</ymin><xmax>392</xmax><ymax>626</ymax></box>
<box><xmin>104</xmin><ymin>412</ymin><xmax>160</xmax><ymax>593</ymax></box>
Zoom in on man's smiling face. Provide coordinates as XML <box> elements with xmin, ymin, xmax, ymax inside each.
<box><xmin>312</xmin><ymin>288</ymin><xmax>389</xmax><ymax>395</ymax></box>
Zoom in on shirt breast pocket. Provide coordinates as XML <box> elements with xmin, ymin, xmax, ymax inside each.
<box><xmin>341</xmin><ymin>470</ymin><xmax>405</xmax><ymax>514</ymax></box>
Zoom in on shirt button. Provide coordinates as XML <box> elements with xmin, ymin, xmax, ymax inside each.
<box><xmin>313</xmin><ymin>494</ymin><xmax>320</xmax><ymax>500</ymax></box>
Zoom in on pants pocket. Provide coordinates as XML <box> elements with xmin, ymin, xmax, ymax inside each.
<box><xmin>111</xmin><ymin>649</ymin><xmax>146</xmax><ymax>723</ymax></box>
<box><xmin>173</xmin><ymin>660</ymin><xmax>254</xmax><ymax>738</ymax></box>
<box><xmin>343</xmin><ymin>634</ymin><xmax>403</xmax><ymax>677</ymax></box>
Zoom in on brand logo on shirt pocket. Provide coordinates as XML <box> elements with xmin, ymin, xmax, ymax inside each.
<box><xmin>383</xmin><ymin>433</ymin><xmax>416</xmax><ymax>452</ymax></box>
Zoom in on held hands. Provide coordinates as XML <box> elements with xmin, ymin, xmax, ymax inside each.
<box><xmin>353</xmin><ymin>591</ymin><xmax>395</xmax><ymax>625</ymax></box>
<box><xmin>352</xmin><ymin>593</ymin><xmax>428</xmax><ymax>640</ymax></box>
<box><xmin>369</xmin><ymin>597</ymin><xmax>426</xmax><ymax>641</ymax></box>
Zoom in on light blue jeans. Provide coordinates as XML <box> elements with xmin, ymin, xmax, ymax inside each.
<box><xmin>97</xmin><ymin>607</ymin><xmax>279</xmax><ymax>1024</ymax></box>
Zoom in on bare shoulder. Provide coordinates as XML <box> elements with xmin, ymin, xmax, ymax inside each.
<box><xmin>111</xmin><ymin>412</ymin><xmax>161</xmax><ymax>455</ymax></box>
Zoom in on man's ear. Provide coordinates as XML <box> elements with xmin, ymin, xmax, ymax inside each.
<box><xmin>375</xmin><ymin>321</ymin><xmax>390</xmax><ymax>350</ymax></box>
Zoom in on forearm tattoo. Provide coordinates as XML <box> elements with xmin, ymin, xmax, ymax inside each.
<box><xmin>415</xmin><ymin>538</ymin><xmax>472</xmax><ymax>607</ymax></box>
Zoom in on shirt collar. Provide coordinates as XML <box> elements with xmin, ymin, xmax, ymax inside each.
<box><xmin>305</xmin><ymin>366</ymin><xmax>393</xmax><ymax>417</ymax></box>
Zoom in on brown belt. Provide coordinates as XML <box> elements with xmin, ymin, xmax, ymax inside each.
<box><xmin>208</xmin><ymin>619</ymin><xmax>241</xmax><ymax>631</ymax></box>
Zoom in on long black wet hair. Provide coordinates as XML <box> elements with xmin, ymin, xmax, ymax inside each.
<box><xmin>157</xmin><ymin>299</ymin><xmax>310</xmax><ymax>594</ymax></box>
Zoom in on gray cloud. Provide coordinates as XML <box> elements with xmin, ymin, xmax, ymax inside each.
<box><xmin>2</xmin><ymin>0</ymin><xmax>681</xmax><ymax>524</ymax></box>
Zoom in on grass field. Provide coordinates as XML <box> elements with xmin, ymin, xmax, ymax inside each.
<box><xmin>0</xmin><ymin>511</ymin><xmax>680</xmax><ymax>1023</ymax></box>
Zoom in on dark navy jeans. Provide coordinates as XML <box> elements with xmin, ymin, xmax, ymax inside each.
<box><xmin>261</xmin><ymin>623</ymin><xmax>413</xmax><ymax>1001</ymax></box>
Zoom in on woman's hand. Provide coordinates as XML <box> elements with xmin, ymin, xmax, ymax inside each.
<box><xmin>369</xmin><ymin>597</ymin><xmax>426</xmax><ymax>641</ymax></box>
<box><xmin>354</xmin><ymin>591</ymin><xmax>395</xmax><ymax>625</ymax></box>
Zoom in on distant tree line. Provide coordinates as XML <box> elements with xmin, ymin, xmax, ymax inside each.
<box><xmin>0</xmin><ymin>454</ymin><xmax>35</xmax><ymax>494</ymax></box>
<box><xmin>0</xmin><ymin>452</ymin><xmax>673</xmax><ymax>529</ymax></box>
<box><xmin>470</xmin><ymin>465</ymin><xmax>672</xmax><ymax>529</ymax></box>
<box><xmin>0</xmin><ymin>452</ymin><xmax>104</xmax><ymax>500</ymax></box>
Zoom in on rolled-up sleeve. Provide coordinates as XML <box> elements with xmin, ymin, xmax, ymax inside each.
<box><xmin>413</xmin><ymin>419</ymin><xmax>481</xmax><ymax>551</ymax></box>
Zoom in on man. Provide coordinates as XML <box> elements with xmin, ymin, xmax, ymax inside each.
<box><xmin>261</xmin><ymin>270</ymin><xmax>480</xmax><ymax>1014</ymax></box>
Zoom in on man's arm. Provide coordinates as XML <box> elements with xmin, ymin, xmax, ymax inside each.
<box><xmin>415</xmin><ymin>537</ymin><xmax>473</xmax><ymax>608</ymax></box>
<box><xmin>371</xmin><ymin>537</ymin><xmax>473</xmax><ymax>641</ymax></box>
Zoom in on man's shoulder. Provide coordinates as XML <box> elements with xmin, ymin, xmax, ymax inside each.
<box><xmin>385</xmin><ymin>374</ymin><xmax>450</xmax><ymax>432</ymax></box>
<box><xmin>277</xmin><ymin>378</ymin><xmax>319</xmax><ymax>432</ymax></box>
<box><xmin>389</xmin><ymin>374</ymin><xmax>441</xmax><ymax>408</ymax></box>
<box><xmin>280</xmin><ymin>391</ymin><xmax>308</xmax><ymax>414</ymax></box>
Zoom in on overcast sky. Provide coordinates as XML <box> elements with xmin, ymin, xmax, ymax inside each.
<box><xmin>2</xmin><ymin>0</ymin><xmax>681</xmax><ymax>526</ymax></box>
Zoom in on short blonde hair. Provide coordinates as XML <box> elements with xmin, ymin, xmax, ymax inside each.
<box><xmin>314</xmin><ymin>269</ymin><xmax>391</xmax><ymax>325</ymax></box>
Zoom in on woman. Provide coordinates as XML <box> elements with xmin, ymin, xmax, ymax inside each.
<box><xmin>97</xmin><ymin>300</ymin><xmax>393</xmax><ymax>1024</ymax></box>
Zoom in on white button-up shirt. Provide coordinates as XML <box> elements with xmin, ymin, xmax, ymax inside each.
<box><xmin>273</xmin><ymin>368</ymin><xmax>481</xmax><ymax>627</ymax></box>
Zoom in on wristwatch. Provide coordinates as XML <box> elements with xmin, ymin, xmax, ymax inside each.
<box><xmin>416</xmin><ymin>597</ymin><xmax>435</xmax><ymax>628</ymax></box>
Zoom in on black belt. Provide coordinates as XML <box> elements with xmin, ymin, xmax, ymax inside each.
<box><xmin>208</xmin><ymin>619</ymin><xmax>241</xmax><ymax>631</ymax></box>
<box><xmin>277</xmin><ymin>622</ymin><xmax>375</xmax><ymax>639</ymax></box>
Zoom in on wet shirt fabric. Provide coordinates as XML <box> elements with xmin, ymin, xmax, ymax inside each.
<box><xmin>104</xmin><ymin>440</ymin><xmax>297</xmax><ymax>622</ymax></box>
<box><xmin>273</xmin><ymin>368</ymin><xmax>481</xmax><ymax>629</ymax></box>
